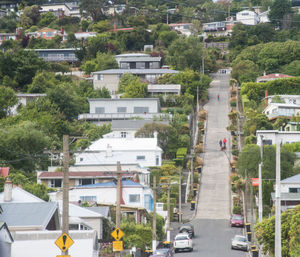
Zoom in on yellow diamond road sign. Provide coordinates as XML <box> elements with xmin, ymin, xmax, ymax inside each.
<box><xmin>113</xmin><ymin>240</ymin><xmax>123</xmax><ymax>251</ymax></box>
<box><xmin>55</xmin><ymin>233</ymin><xmax>74</xmax><ymax>252</ymax></box>
<box><xmin>111</xmin><ymin>228</ymin><xmax>124</xmax><ymax>240</ymax></box>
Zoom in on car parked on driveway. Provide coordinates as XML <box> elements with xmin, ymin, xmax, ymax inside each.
<box><xmin>178</xmin><ymin>223</ymin><xmax>195</xmax><ymax>238</ymax></box>
<box><xmin>173</xmin><ymin>233</ymin><xmax>193</xmax><ymax>253</ymax></box>
<box><xmin>230</xmin><ymin>214</ymin><xmax>244</xmax><ymax>227</ymax></box>
<box><xmin>231</xmin><ymin>235</ymin><xmax>249</xmax><ymax>251</ymax></box>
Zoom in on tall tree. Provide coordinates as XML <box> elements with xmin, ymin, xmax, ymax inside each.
<box><xmin>0</xmin><ymin>86</ymin><xmax>17</xmax><ymax>118</ymax></box>
<box><xmin>80</xmin><ymin>0</ymin><xmax>108</xmax><ymax>22</ymax></box>
<box><xmin>268</xmin><ymin>0</ymin><xmax>292</xmax><ymax>29</ymax></box>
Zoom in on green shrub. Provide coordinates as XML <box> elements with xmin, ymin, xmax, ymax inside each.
<box><xmin>233</xmin><ymin>205</ymin><xmax>242</xmax><ymax>214</ymax></box>
<box><xmin>230</xmin><ymin>100</ymin><xmax>237</xmax><ymax>107</ymax></box>
<box><xmin>232</xmin><ymin>149</ymin><xmax>239</xmax><ymax>156</ymax></box>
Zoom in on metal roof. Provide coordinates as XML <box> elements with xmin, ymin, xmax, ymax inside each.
<box><xmin>92</xmin><ymin>69</ymin><xmax>179</xmax><ymax>75</ymax></box>
<box><xmin>281</xmin><ymin>174</ymin><xmax>300</xmax><ymax>184</ymax></box>
<box><xmin>0</xmin><ymin>202</ymin><xmax>58</xmax><ymax>229</ymax></box>
<box><xmin>118</xmin><ymin>57</ymin><xmax>161</xmax><ymax>62</ymax></box>
<box><xmin>85</xmin><ymin>206</ymin><xmax>110</xmax><ymax>218</ymax></box>
<box><xmin>111</xmin><ymin>120</ymin><xmax>169</xmax><ymax>130</ymax></box>
<box><xmin>0</xmin><ymin>187</ymin><xmax>44</xmax><ymax>203</ymax></box>
<box><xmin>88</xmin><ymin>97</ymin><xmax>160</xmax><ymax>102</ymax></box>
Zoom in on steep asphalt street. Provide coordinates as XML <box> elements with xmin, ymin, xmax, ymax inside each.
<box><xmin>175</xmin><ymin>72</ymin><xmax>247</xmax><ymax>257</ymax></box>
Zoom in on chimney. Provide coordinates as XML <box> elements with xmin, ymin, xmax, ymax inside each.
<box><xmin>4</xmin><ymin>178</ymin><xmax>13</xmax><ymax>202</ymax></box>
<box><xmin>106</xmin><ymin>144</ymin><xmax>113</xmax><ymax>157</ymax></box>
<box><xmin>0</xmin><ymin>167</ymin><xmax>9</xmax><ymax>177</ymax></box>
<box><xmin>265</xmin><ymin>90</ymin><xmax>268</xmax><ymax>106</ymax></box>
<box><xmin>113</xmin><ymin>23</ymin><xmax>117</xmax><ymax>30</ymax></box>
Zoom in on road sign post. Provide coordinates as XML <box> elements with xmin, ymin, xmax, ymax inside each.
<box><xmin>55</xmin><ymin>233</ymin><xmax>74</xmax><ymax>253</ymax></box>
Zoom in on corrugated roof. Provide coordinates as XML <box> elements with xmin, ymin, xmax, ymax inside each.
<box><xmin>0</xmin><ymin>187</ymin><xmax>44</xmax><ymax>203</ymax></box>
<box><xmin>85</xmin><ymin>138</ymin><xmax>162</xmax><ymax>151</ymax></box>
<box><xmin>92</xmin><ymin>69</ymin><xmax>179</xmax><ymax>75</ymax></box>
<box><xmin>281</xmin><ymin>174</ymin><xmax>300</xmax><ymax>183</ymax></box>
<box><xmin>85</xmin><ymin>206</ymin><xmax>110</xmax><ymax>218</ymax></box>
<box><xmin>0</xmin><ymin>202</ymin><xmax>58</xmax><ymax>229</ymax></box>
<box><xmin>111</xmin><ymin>120</ymin><xmax>169</xmax><ymax>130</ymax></box>
<box><xmin>118</xmin><ymin>57</ymin><xmax>161</xmax><ymax>62</ymax></box>
<box><xmin>74</xmin><ymin>180</ymin><xmax>142</xmax><ymax>188</ymax></box>
<box><xmin>57</xmin><ymin>201</ymin><xmax>103</xmax><ymax>218</ymax></box>
<box><xmin>38</xmin><ymin>171</ymin><xmax>134</xmax><ymax>179</ymax></box>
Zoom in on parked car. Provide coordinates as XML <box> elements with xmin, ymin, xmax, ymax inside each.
<box><xmin>178</xmin><ymin>223</ymin><xmax>195</xmax><ymax>238</ymax></box>
<box><xmin>230</xmin><ymin>214</ymin><xmax>244</xmax><ymax>227</ymax></box>
<box><xmin>231</xmin><ymin>235</ymin><xmax>249</xmax><ymax>251</ymax></box>
<box><xmin>153</xmin><ymin>248</ymin><xmax>173</xmax><ymax>257</ymax></box>
<box><xmin>173</xmin><ymin>233</ymin><xmax>193</xmax><ymax>253</ymax></box>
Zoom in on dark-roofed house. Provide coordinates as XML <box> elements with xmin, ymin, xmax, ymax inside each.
<box><xmin>92</xmin><ymin>68</ymin><xmax>179</xmax><ymax>94</ymax></box>
<box><xmin>115</xmin><ymin>53</ymin><xmax>162</xmax><ymax>69</ymax></box>
<box><xmin>30</xmin><ymin>48</ymin><xmax>78</xmax><ymax>63</ymax></box>
<box><xmin>0</xmin><ymin>202</ymin><xmax>60</xmax><ymax>231</ymax></box>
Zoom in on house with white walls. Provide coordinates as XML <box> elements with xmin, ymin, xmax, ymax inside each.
<box><xmin>75</xmin><ymin>137</ymin><xmax>162</xmax><ymax>167</ymax></box>
<box><xmin>271</xmin><ymin>174</ymin><xmax>300</xmax><ymax>211</ymax></box>
<box><xmin>37</xmin><ymin>163</ymin><xmax>151</xmax><ymax>188</ymax></box>
<box><xmin>256</xmin><ymin>130</ymin><xmax>300</xmax><ymax>146</ymax></box>
<box><xmin>0</xmin><ymin>209</ymin><xmax>13</xmax><ymax>257</ymax></box>
<box><xmin>236</xmin><ymin>10</ymin><xmax>259</xmax><ymax>25</ymax></box>
<box><xmin>263</xmin><ymin>103</ymin><xmax>300</xmax><ymax>120</ymax></box>
<box><xmin>103</xmin><ymin>119</ymin><xmax>169</xmax><ymax>139</ymax></box>
<box><xmin>10</xmin><ymin>93</ymin><xmax>46</xmax><ymax>116</ymax></box>
<box><xmin>49</xmin><ymin>180</ymin><xmax>154</xmax><ymax>213</ymax></box>
<box><xmin>265</xmin><ymin>95</ymin><xmax>300</xmax><ymax>105</ymax></box>
<box><xmin>169</xmin><ymin>23</ymin><xmax>192</xmax><ymax>36</ymax></box>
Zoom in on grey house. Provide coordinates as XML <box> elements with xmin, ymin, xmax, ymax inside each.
<box><xmin>30</xmin><ymin>48</ymin><xmax>78</xmax><ymax>63</ymax></box>
<box><xmin>92</xmin><ymin>69</ymin><xmax>179</xmax><ymax>94</ymax></box>
<box><xmin>0</xmin><ymin>205</ymin><xmax>13</xmax><ymax>257</ymax></box>
<box><xmin>78</xmin><ymin>98</ymin><xmax>171</xmax><ymax>123</ymax></box>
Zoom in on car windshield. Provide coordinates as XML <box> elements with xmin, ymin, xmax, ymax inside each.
<box><xmin>175</xmin><ymin>236</ymin><xmax>188</xmax><ymax>240</ymax></box>
<box><xmin>155</xmin><ymin>249</ymin><xmax>168</xmax><ymax>254</ymax></box>
<box><xmin>235</xmin><ymin>236</ymin><xmax>246</xmax><ymax>242</ymax></box>
<box><xmin>232</xmin><ymin>215</ymin><xmax>243</xmax><ymax>220</ymax></box>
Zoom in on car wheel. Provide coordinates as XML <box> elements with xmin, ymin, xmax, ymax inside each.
<box><xmin>190</xmin><ymin>248</ymin><xmax>193</xmax><ymax>252</ymax></box>
<box><xmin>174</xmin><ymin>249</ymin><xmax>178</xmax><ymax>253</ymax></box>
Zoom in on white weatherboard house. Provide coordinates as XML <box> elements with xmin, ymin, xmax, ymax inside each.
<box><xmin>236</xmin><ymin>10</ymin><xmax>259</xmax><ymax>25</ymax></box>
<box><xmin>263</xmin><ymin>103</ymin><xmax>300</xmax><ymax>120</ymax></box>
<box><xmin>266</xmin><ymin>95</ymin><xmax>300</xmax><ymax>105</ymax></box>
<box><xmin>50</xmin><ymin>180</ymin><xmax>154</xmax><ymax>212</ymax></box>
<box><xmin>75</xmin><ymin>137</ymin><xmax>162</xmax><ymax>167</ymax></box>
<box><xmin>78</xmin><ymin>98</ymin><xmax>170</xmax><ymax>123</ymax></box>
<box><xmin>256</xmin><ymin>130</ymin><xmax>300</xmax><ymax>146</ymax></box>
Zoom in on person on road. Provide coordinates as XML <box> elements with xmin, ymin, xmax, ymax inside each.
<box><xmin>223</xmin><ymin>138</ymin><xmax>227</xmax><ymax>148</ymax></box>
<box><xmin>219</xmin><ymin>140</ymin><xmax>222</xmax><ymax>148</ymax></box>
<box><xmin>217</xmin><ymin>94</ymin><xmax>220</xmax><ymax>101</ymax></box>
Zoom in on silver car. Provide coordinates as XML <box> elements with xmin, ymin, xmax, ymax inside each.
<box><xmin>231</xmin><ymin>235</ymin><xmax>249</xmax><ymax>251</ymax></box>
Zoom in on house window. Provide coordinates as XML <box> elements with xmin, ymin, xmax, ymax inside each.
<box><xmin>80</xmin><ymin>158</ymin><xmax>83</xmax><ymax>162</ymax></box>
<box><xmin>50</xmin><ymin>179</ymin><xmax>62</xmax><ymax>188</ymax></box>
<box><xmin>137</xmin><ymin>155</ymin><xmax>145</xmax><ymax>160</ymax></box>
<box><xmin>79</xmin><ymin>179</ymin><xmax>95</xmax><ymax>185</ymax></box>
<box><xmin>121</xmin><ymin>132</ymin><xmax>127</xmax><ymax>138</ymax></box>
<box><xmin>80</xmin><ymin>196</ymin><xmax>97</xmax><ymax>201</ymax></box>
<box><xmin>134</xmin><ymin>107</ymin><xmax>149</xmax><ymax>114</ymax></box>
<box><xmin>97</xmin><ymin>74</ymin><xmax>104</xmax><ymax>81</ymax></box>
<box><xmin>289</xmin><ymin>188</ymin><xmax>300</xmax><ymax>193</ymax></box>
<box><xmin>129</xmin><ymin>194</ymin><xmax>140</xmax><ymax>203</ymax></box>
<box><xmin>95</xmin><ymin>107</ymin><xmax>105</xmax><ymax>114</ymax></box>
<box><xmin>117</xmin><ymin>107</ymin><xmax>127</xmax><ymax>113</ymax></box>
<box><xmin>156</xmin><ymin>156</ymin><xmax>159</xmax><ymax>166</ymax></box>
<box><xmin>69</xmin><ymin>224</ymin><xmax>79</xmax><ymax>230</ymax></box>
<box><xmin>263</xmin><ymin>139</ymin><xmax>272</xmax><ymax>145</ymax></box>
<box><xmin>46</xmin><ymin>32</ymin><xmax>54</xmax><ymax>37</ymax></box>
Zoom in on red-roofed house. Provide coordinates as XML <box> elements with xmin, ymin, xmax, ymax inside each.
<box><xmin>256</xmin><ymin>73</ymin><xmax>293</xmax><ymax>83</ymax></box>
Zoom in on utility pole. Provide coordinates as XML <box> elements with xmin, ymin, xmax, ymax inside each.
<box><xmin>62</xmin><ymin>135</ymin><xmax>69</xmax><ymax>255</ymax></box>
<box><xmin>275</xmin><ymin>134</ymin><xmax>281</xmax><ymax>257</ymax></box>
<box><xmin>190</xmin><ymin>152</ymin><xmax>194</xmax><ymax>198</ymax></box>
<box><xmin>152</xmin><ymin>176</ymin><xmax>157</xmax><ymax>252</ymax></box>
<box><xmin>115</xmin><ymin>161</ymin><xmax>121</xmax><ymax>257</ymax></box>
<box><xmin>167</xmin><ymin>179</ymin><xmax>171</xmax><ymax>242</ymax></box>
<box><xmin>179</xmin><ymin>168</ymin><xmax>182</xmax><ymax>224</ymax></box>
<box><xmin>196</xmin><ymin>86</ymin><xmax>199</xmax><ymax>113</ymax></box>
<box><xmin>259</xmin><ymin>135</ymin><xmax>263</xmax><ymax>223</ymax></box>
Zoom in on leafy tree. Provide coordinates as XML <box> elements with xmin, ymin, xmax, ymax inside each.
<box><xmin>122</xmin><ymin>78</ymin><xmax>147</xmax><ymax>98</ymax></box>
<box><xmin>281</xmin><ymin>60</ymin><xmax>300</xmax><ymax>76</ymax></box>
<box><xmin>20</xmin><ymin>5</ymin><xmax>41</xmax><ymax>29</ymax></box>
<box><xmin>0</xmin><ymin>86</ymin><xmax>17</xmax><ymax>118</ymax></box>
<box><xmin>243</xmin><ymin>111</ymin><xmax>273</xmax><ymax>136</ymax></box>
<box><xmin>38</xmin><ymin>12</ymin><xmax>57</xmax><ymax>28</ymax></box>
<box><xmin>231</xmin><ymin>60</ymin><xmax>259</xmax><ymax>84</ymax></box>
<box><xmin>158</xmin><ymin>30</ymin><xmax>178</xmax><ymax>48</ymax></box>
<box><xmin>24</xmin><ymin>183</ymin><xmax>49</xmax><ymax>201</ymax></box>
<box><xmin>268</xmin><ymin>0</ymin><xmax>292</xmax><ymax>29</ymax></box>
<box><xmin>237</xmin><ymin>144</ymin><xmax>261</xmax><ymax>178</ymax></box>
<box><xmin>166</xmin><ymin>36</ymin><xmax>205</xmax><ymax>71</ymax></box>
<box><xmin>80</xmin><ymin>0</ymin><xmax>107</xmax><ymax>22</ymax></box>
<box><xmin>81</xmin><ymin>52</ymin><xmax>118</xmax><ymax>75</ymax></box>
<box><xmin>27</xmin><ymin>72</ymin><xmax>57</xmax><ymax>93</ymax></box>
<box><xmin>91</xmin><ymin>20</ymin><xmax>113</xmax><ymax>33</ymax></box>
